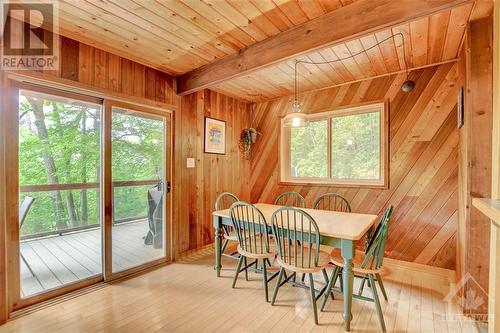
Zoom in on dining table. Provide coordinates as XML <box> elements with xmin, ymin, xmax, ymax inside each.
<box><xmin>212</xmin><ymin>203</ymin><xmax>378</xmax><ymax>331</ymax></box>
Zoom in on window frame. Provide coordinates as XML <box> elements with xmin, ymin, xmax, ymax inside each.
<box><xmin>279</xmin><ymin>101</ymin><xmax>389</xmax><ymax>189</ymax></box>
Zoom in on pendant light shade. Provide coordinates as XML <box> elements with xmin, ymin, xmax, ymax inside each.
<box><xmin>283</xmin><ymin>99</ymin><xmax>309</xmax><ymax>127</ymax></box>
<box><xmin>283</xmin><ymin>61</ymin><xmax>309</xmax><ymax>128</ymax></box>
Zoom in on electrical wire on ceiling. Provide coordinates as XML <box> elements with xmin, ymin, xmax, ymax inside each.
<box><xmin>284</xmin><ymin>33</ymin><xmax>415</xmax><ymax>128</ymax></box>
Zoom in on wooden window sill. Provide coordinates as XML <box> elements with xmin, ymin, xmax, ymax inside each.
<box><xmin>278</xmin><ymin>180</ymin><xmax>388</xmax><ymax>190</ymax></box>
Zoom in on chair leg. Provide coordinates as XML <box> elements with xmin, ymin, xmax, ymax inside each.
<box><xmin>244</xmin><ymin>257</ymin><xmax>249</xmax><ymax>281</ymax></box>
<box><xmin>368</xmin><ymin>274</ymin><xmax>386</xmax><ymax>332</ymax></box>
<box><xmin>376</xmin><ymin>273</ymin><xmax>388</xmax><ymax>301</ymax></box>
<box><xmin>322</xmin><ymin>268</ymin><xmax>334</xmax><ymax>300</ymax></box>
<box><xmin>271</xmin><ymin>267</ymin><xmax>285</xmax><ymax>305</ymax></box>
<box><xmin>359</xmin><ymin>276</ymin><xmax>367</xmax><ymax>296</ymax></box>
<box><xmin>221</xmin><ymin>239</ymin><xmax>228</xmax><ymax>253</ymax></box>
<box><xmin>321</xmin><ymin>266</ymin><xmax>340</xmax><ymax>311</ymax></box>
<box><xmin>265</xmin><ymin>258</ymin><xmax>272</xmax><ymax>268</ymax></box>
<box><xmin>301</xmin><ymin>273</ymin><xmax>306</xmax><ymax>283</ymax></box>
<box><xmin>232</xmin><ymin>255</ymin><xmax>244</xmax><ymax>288</ymax></box>
<box><xmin>321</xmin><ymin>268</ymin><xmax>329</xmax><ymax>284</ymax></box>
<box><xmin>262</xmin><ymin>259</ymin><xmax>269</xmax><ymax>302</ymax></box>
<box><xmin>308</xmin><ymin>273</ymin><xmax>319</xmax><ymax>325</ymax></box>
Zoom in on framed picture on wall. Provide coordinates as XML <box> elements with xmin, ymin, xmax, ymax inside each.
<box><xmin>204</xmin><ymin>117</ymin><xmax>226</xmax><ymax>154</ymax></box>
<box><xmin>457</xmin><ymin>86</ymin><xmax>464</xmax><ymax>128</ymax></box>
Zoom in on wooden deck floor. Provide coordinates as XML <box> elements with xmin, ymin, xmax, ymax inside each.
<box><xmin>20</xmin><ymin>220</ymin><xmax>163</xmax><ymax>298</ymax></box>
<box><xmin>4</xmin><ymin>247</ymin><xmax>488</xmax><ymax>333</ymax></box>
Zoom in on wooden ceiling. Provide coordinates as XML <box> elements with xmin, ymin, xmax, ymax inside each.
<box><xmin>33</xmin><ymin>0</ymin><xmax>356</xmax><ymax>75</ymax></box>
<box><xmin>212</xmin><ymin>1</ymin><xmax>491</xmax><ymax>101</ymax></box>
<box><xmin>9</xmin><ymin>0</ymin><xmax>493</xmax><ymax>102</ymax></box>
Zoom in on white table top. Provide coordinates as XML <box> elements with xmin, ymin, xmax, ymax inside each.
<box><xmin>213</xmin><ymin>203</ymin><xmax>378</xmax><ymax>241</ymax></box>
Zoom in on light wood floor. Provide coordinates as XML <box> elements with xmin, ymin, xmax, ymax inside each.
<box><xmin>2</xmin><ymin>247</ymin><xmax>487</xmax><ymax>333</ymax></box>
<box><xmin>20</xmin><ymin>220</ymin><xmax>163</xmax><ymax>297</ymax></box>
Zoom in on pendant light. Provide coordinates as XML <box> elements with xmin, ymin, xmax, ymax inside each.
<box><xmin>282</xmin><ymin>33</ymin><xmax>414</xmax><ymax>128</ymax></box>
<box><xmin>283</xmin><ymin>60</ymin><xmax>309</xmax><ymax>127</ymax></box>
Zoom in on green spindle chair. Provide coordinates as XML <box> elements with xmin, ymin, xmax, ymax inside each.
<box><xmin>229</xmin><ymin>201</ymin><xmax>279</xmax><ymax>302</ymax></box>
<box><xmin>312</xmin><ymin>193</ymin><xmax>351</xmax><ymax>212</ymax></box>
<box><xmin>215</xmin><ymin>192</ymin><xmax>240</xmax><ymax>260</ymax></box>
<box><xmin>270</xmin><ymin>207</ymin><xmax>331</xmax><ymax>325</ymax></box>
<box><xmin>307</xmin><ymin>193</ymin><xmax>351</xmax><ymax>284</ymax></box>
<box><xmin>320</xmin><ymin>206</ymin><xmax>393</xmax><ymax>332</ymax></box>
<box><xmin>357</xmin><ymin>207</ymin><xmax>393</xmax><ymax>299</ymax></box>
<box><xmin>274</xmin><ymin>191</ymin><xmax>306</xmax><ymax>208</ymax></box>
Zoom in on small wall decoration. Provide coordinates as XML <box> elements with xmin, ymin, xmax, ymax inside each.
<box><xmin>204</xmin><ymin>117</ymin><xmax>226</xmax><ymax>154</ymax></box>
<box><xmin>239</xmin><ymin>127</ymin><xmax>261</xmax><ymax>160</ymax></box>
<box><xmin>457</xmin><ymin>86</ymin><xmax>464</xmax><ymax>128</ymax></box>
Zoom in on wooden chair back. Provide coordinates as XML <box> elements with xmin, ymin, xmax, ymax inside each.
<box><xmin>271</xmin><ymin>207</ymin><xmax>321</xmax><ymax>269</ymax></box>
<box><xmin>215</xmin><ymin>192</ymin><xmax>240</xmax><ymax>239</ymax></box>
<box><xmin>274</xmin><ymin>191</ymin><xmax>306</xmax><ymax>208</ymax></box>
<box><xmin>361</xmin><ymin>206</ymin><xmax>393</xmax><ymax>270</ymax></box>
<box><xmin>229</xmin><ymin>202</ymin><xmax>272</xmax><ymax>255</ymax></box>
<box><xmin>313</xmin><ymin>193</ymin><xmax>351</xmax><ymax>212</ymax></box>
<box><xmin>215</xmin><ymin>192</ymin><xmax>239</xmax><ymax>211</ymax></box>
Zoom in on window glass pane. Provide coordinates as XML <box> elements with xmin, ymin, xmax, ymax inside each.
<box><xmin>111</xmin><ymin>107</ymin><xmax>165</xmax><ymax>272</ymax></box>
<box><xmin>331</xmin><ymin>111</ymin><xmax>380</xmax><ymax>180</ymax></box>
<box><xmin>18</xmin><ymin>89</ymin><xmax>102</xmax><ymax>298</ymax></box>
<box><xmin>290</xmin><ymin>120</ymin><xmax>327</xmax><ymax>178</ymax></box>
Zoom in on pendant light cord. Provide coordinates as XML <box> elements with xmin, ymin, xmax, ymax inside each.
<box><xmin>294</xmin><ymin>33</ymin><xmax>409</xmax><ymax>101</ymax></box>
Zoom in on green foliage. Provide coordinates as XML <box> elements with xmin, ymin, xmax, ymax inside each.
<box><xmin>290</xmin><ymin>121</ymin><xmax>327</xmax><ymax>177</ymax></box>
<box><xmin>331</xmin><ymin>112</ymin><xmax>380</xmax><ymax>180</ymax></box>
<box><xmin>289</xmin><ymin>112</ymin><xmax>380</xmax><ymax>180</ymax></box>
<box><xmin>112</xmin><ymin>111</ymin><xmax>164</xmax><ymax>181</ymax></box>
<box><xmin>19</xmin><ymin>95</ymin><xmax>164</xmax><ymax>236</ymax></box>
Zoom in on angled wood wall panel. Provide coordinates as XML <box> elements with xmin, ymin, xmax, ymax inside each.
<box><xmin>250</xmin><ymin>63</ymin><xmax>459</xmax><ymax>269</ymax></box>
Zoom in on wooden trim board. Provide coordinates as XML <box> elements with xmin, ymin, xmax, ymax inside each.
<box><xmin>5</xmin><ymin>71</ymin><xmax>176</xmax><ymax>113</ymax></box>
<box><xmin>473</xmin><ymin>198</ymin><xmax>500</xmax><ymax>228</ymax></box>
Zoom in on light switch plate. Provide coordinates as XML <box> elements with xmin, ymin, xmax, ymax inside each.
<box><xmin>186</xmin><ymin>158</ymin><xmax>195</xmax><ymax>168</ymax></box>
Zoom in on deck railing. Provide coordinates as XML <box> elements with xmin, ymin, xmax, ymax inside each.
<box><xmin>19</xmin><ymin>179</ymin><xmax>161</xmax><ymax>240</ymax></box>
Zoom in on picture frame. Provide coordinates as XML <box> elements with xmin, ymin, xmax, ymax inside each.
<box><xmin>204</xmin><ymin>117</ymin><xmax>226</xmax><ymax>155</ymax></box>
<box><xmin>457</xmin><ymin>86</ymin><xmax>464</xmax><ymax>129</ymax></box>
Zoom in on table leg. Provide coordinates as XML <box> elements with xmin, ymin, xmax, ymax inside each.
<box><xmin>214</xmin><ymin>215</ymin><xmax>222</xmax><ymax>277</ymax></box>
<box><xmin>341</xmin><ymin>240</ymin><xmax>355</xmax><ymax>331</ymax></box>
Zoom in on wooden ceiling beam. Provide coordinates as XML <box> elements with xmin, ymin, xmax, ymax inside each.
<box><xmin>176</xmin><ymin>0</ymin><xmax>472</xmax><ymax>96</ymax></box>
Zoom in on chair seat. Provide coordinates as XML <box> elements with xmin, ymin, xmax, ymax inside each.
<box><xmin>276</xmin><ymin>249</ymin><xmax>331</xmax><ymax>274</ymax></box>
<box><xmin>330</xmin><ymin>248</ymin><xmax>383</xmax><ymax>274</ymax></box>
<box><xmin>237</xmin><ymin>240</ymin><xmax>277</xmax><ymax>259</ymax></box>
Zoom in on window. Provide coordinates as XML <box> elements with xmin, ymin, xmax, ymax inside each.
<box><xmin>280</xmin><ymin>102</ymin><xmax>388</xmax><ymax>187</ymax></box>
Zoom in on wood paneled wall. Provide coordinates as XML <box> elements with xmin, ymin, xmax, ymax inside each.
<box><xmin>40</xmin><ymin>36</ymin><xmax>174</xmax><ymax>103</ymax></box>
<box><xmin>250</xmin><ymin>63</ymin><xmax>460</xmax><ymax>270</ymax></box>
<box><xmin>457</xmin><ymin>17</ymin><xmax>493</xmax><ymax>316</ymax></box>
<box><xmin>174</xmin><ymin>90</ymin><xmax>251</xmax><ymax>254</ymax></box>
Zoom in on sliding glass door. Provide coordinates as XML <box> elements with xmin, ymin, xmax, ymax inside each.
<box><xmin>8</xmin><ymin>82</ymin><xmax>172</xmax><ymax>310</ymax></box>
<box><xmin>110</xmin><ymin>106</ymin><xmax>167</xmax><ymax>273</ymax></box>
<box><xmin>17</xmin><ymin>86</ymin><xmax>103</xmax><ymax>301</ymax></box>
